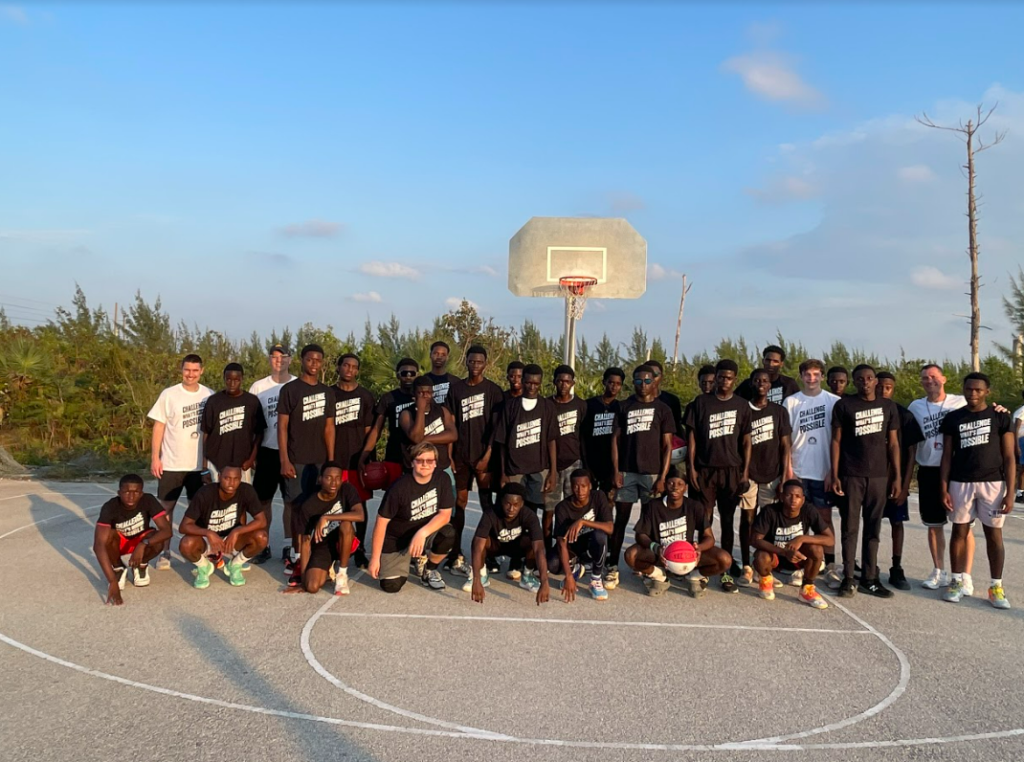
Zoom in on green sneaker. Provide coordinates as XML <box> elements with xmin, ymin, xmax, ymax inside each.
<box><xmin>225</xmin><ymin>558</ymin><xmax>246</xmax><ymax>587</ymax></box>
<box><xmin>989</xmin><ymin>584</ymin><xmax>1010</xmax><ymax>610</ymax></box>
<box><xmin>192</xmin><ymin>560</ymin><xmax>214</xmax><ymax>589</ymax></box>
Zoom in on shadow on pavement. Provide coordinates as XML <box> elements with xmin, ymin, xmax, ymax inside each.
<box><xmin>28</xmin><ymin>493</ymin><xmax>106</xmax><ymax>599</ymax></box>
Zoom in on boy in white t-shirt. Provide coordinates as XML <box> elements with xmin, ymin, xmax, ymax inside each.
<box><xmin>783</xmin><ymin>358</ymin><xmax>841</xmax><ymax>586</ymax></box>
<box><xmin>147</xmin><ymin>353</ymin><xmax>214</xmax><ymax>569</ymax></box>
<box><xmin>1013</xmin><ymin>394</ymin><xmax>1023</xmax><ymax>503</ymax></box>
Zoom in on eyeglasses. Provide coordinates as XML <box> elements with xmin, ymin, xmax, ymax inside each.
<box><xmin>413</xmin><ymin>458</ymin><xmax>437</xmax><ymax>466</ymax></box>
<box><xmin>399</xmin><ymin>371</ymin><xmax>417</xmax><ymax>377</ymax></box>
<box><xmin>634</xmin><ymin>378</ymin><xmax>654</xmax><ymax>385</ymax></box>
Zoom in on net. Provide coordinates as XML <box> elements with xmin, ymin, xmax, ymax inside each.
<box><xmin>559</xmin><ymin>276</ymin><xmax>598</xmax><ymax>320</ymax></box>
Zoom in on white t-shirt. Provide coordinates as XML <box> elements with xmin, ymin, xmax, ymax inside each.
<box><xmin>147</xmin><ymin>383</ymin><xmax>214</xmax><ymax>471</ymax></box>
<box><xmin>907</xmin><ymin>393</ymin><xmax>967</xmax><ymax>468</ymax></box>
<box><xmin>783</xmin><ymin>390</ymin><xmax>841</xmax><ymax>481</ymax></box>
<box><xmin>1013</xmin><ymin>405</ymin><xmax>1024</xmax><ymax>432</ymax></box>
<box><xmin>249</xmin><ymin>374</ymin><xmax>296</xmax><ymax>450</ymax></box>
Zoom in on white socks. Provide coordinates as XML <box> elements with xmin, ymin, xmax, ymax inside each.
<box><xmin>648</xmin><ymin>567</ymin><xmax>667</xmax><ymax>582</ymax></box>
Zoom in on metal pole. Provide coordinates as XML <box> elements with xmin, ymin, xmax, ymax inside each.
<box><xmin>563</xmin><ymin>295</ymin><xmax>574</xmax><ymax>367</ymax></box>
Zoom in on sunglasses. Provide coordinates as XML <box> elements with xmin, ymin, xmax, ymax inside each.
<box><xmin>413</xmin><ymin>458</ymin><xmax>436</xmax><ymax>465</ymax></box>
<box><xmin>399</xmin><ymin>370</ymin><xmax>417</xmax><ymax>377</ymax></box>
<box><xmin>634</xmin><ymin>378</ymin><xmax>654</xmax><ymax>385</ymax></box>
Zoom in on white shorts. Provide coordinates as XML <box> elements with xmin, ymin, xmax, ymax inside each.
<box><xmin>949</xmin><ymin>480</ymin><xmax>1007</xmax><ymax>528</ymax></box>
<box><xmin>739</xmin><ymin>479</ymin><xmax>779</xmax><ymax>510</ymax></box>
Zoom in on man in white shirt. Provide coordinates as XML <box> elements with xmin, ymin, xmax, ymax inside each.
<box><xmin>907</xmin><ymin>364</ymin><xmax>975</xmax><ymax>591</ymax></box>
<box><xmin>148</xmin><ymin>353</ymin><xmax>214</xmax><ymax>570</ymax></box>
<box><xmin>1012</xmin><ymin>394</ymin><xmax>1023</xmax><ymax>503</ymax></box>
<box><xmin>783</xmin><ymin>358</ymin><xmax>841</xmax><ymax>586</ymax></box>
<box><xmin>247</xmin><ymin>343</ymin><xmax>296</xmax><ymax>564</ymax></box>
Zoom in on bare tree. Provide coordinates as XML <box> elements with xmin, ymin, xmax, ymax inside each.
<box><xmin>672</xmin><ymin>274</ymin><xmax>692</xmax><ymax>366</ymax></box>
<box><xmin>917</xmin><ymin>104</ymin><xmax>1006</xmax><ymax>371</ymax></box>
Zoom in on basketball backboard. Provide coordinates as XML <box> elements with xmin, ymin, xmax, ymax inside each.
<box><xmin>508</xmin><ymin>217</ymin><xmax>647</xmax><ymax>299</ymax></box>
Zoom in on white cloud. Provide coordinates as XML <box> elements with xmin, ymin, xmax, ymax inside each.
<box><xmin>0</xmin><ymin>5</ymin><xmax>28</xmax><ymax>24</ymax></box>
<box><xmin>722</xmin><ymin>51</ymin><xmax>824</xmax><ymax>109</ymax></box>
<box><xmin>898</xmin><ymin>164</ymin><xmax>936</xmax><ymax>183</ymax></box>
<box><xmin>911</xmin><ymin>266</ymin><xmax>961</xmax><ymax>290</ymax></box>
<box><xmin>359</xmin><ymin>261</ymin><xmax>421</xmax><ymax>280</ymax></box>
<box><xmin>279</xmin><ymin>219</ymin><xmax>344</xmax><ymax>238</ymax></box>
<box><xmin>745</xmin><ymin>175</ymin><xmax>818</xmax><ymax>204</ymax></box>
<box><xmin>445</xmin><ymin>296</ymin><xmax>479</xmax><ymax>310</ymax></box>
<box><xmin>349</xmin><ymin>291</ymin><xmax>383</xmax><ymax>303</ymax></box>
<box><xmin>648</xmin><ymin>263</ymin><xmax>682</xmax><ymax>281</ymax></box>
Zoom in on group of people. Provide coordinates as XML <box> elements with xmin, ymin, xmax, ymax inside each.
<box><xmin>94</xmin><ymin>342</ymin><xmax>1023</xmax><ymax>612</ymax></box>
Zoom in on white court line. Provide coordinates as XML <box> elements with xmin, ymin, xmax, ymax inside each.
<box><xmin>321</xmin><ymin>611</ymin><xmax>869</xmax><ymax>636</ymax></box>
<box><xmin>0</xmin><ymin>504</ymin><xmax>105</xmax><ymax>540</ymax></box>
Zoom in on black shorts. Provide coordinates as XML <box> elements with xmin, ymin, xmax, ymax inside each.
<box><xmin>698</xmin><ymin>467</ymin><xmax>743</xmax><ymax>511</ymax></box>
<box><xmin>917</xmin><ymin>466</ymin><xmax>947</xmax><ymax>526</ymax></box>
<box><xmin>157</xmin><ymin>471</ymin><xmax>204</xmax><ymax>503</ymax></box>
<box><xmin>307</xmin><ymin>529</ymin><xmax>359</xmax><ymax>572</ymax></box>
<box><xmin>283</xmin><ymin>463</ymin><xmax>321</xmax><ymax>504</ymax></box>
<box><xmin>253</xmin><ymin>446</ymin><xmax>286</xmax><ymax>502</ymax></box>
<box><xmin>454</xmin><ymin>460</ymin><xmax>491</xmax><ymax>494</ymax></box>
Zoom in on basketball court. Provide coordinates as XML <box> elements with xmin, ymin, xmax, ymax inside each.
<box><xmin>2</xmin><ymin>476</ymin><xmax>1023</xmax><ymax>762</ymax></box>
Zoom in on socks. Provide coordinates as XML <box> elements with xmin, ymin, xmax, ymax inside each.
<box><xmin>195</xmin><ymin>557</ymin><xmax>213</xmax><ymax>570</ymax></box>
<box><xmin>233</xmin><ymin>551</ymin><xmax>250</xmax><ymax>566</ymax></box>
<box><xmin>425</xmin><ymin>560</ymin><xmax>439</xmax><ymax>571</ymax></box>
<box><xmin>648</xmin><ymin>567</ymin><xmax>667</xmax><ymax>582</ymax></box>
<box><xmin>952</xmin><ymin>572</ymin><xmax>964</xmax><ymax>582</ymax></box>
<box><xmin>992</xmin><ymin>578</ymin><xmax>1002</xmax><ymax>587</ymax></box>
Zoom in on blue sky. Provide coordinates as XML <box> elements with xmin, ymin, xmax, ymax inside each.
<box><xmin>2</xmin><ymin>2</ymin><xmax>1023</xmax><ymax>362</ymax></box>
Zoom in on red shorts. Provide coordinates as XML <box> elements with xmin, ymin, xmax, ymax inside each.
<box><xmin>118</xmin><ymin>530</ymin><xmax>153</xmax><ymax>556</ymax></box>
<box><xmin>341</xmin><ymin>469</ymin><xmax>372</xmax><ymax>502</ymax></box>
<box><xmin>381</xmin><ymin>461</ymin><xmax>405</xmax><ymax>487</ymax></box>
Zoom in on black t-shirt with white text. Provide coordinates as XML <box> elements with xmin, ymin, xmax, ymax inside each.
<box><xmin>752</xmin><ymin>502</ymin><xmax>828</xmax><ymax>548</ymax></box>
<box><xmin>333</xmin><ymin>385</ymin><xmax>376</xmax><ymax>470</ymax></box>
<box><xmin>495</xmin><ymin>397</ymin><xmax>558</xmax><ymax>476</ymax></box>
<box><xmin>747</xmin><ymin>401</ymin><xmax>792</xmax><ymax>484</ymax></box>
<box><xmin>581</xmin><ymin>397</ymin><xmax>620</xmax><ymax>481</ymax></box>
<box><xmin>278</xmin><ymin>379</ymin><xmax>335</xmax><ymax>465</ymax></box>
<box><xmin>398</xmin><ymin>402</ymin><xmax>452</xmax><ymax>471</ymax></box>
<box><xmin>659</xmin><ymin>391</ymin><xmax>684</xmax><ymax>434</ymax></box>
<box><xmin>552</xmin><ymin>396</ymin><xmax>588</xmax><ymax>471</ymax></box>
<box><xmin>894</xmin><ymin>402</ymin><xmax>925</xmax><ymax>477</ymax></box>
<box><xmin>634</xmin><ymin>496</ymin><xmax>706</xmax><ymax>548</ymax></box>
<box><xmin>473</xmin><ymin>506</ymin><xmax>543</xmax><ymax>546</ymax></box>
<box><xmin>553</xmin><ymin>491</ymin><xmax>614</xmax><ymax>539</ymax></box>
<box><xmin>939</xmin><ymin>406</ymin><xmax>1013</xmax><ymax>483</ymax></box>
<box><xmin>831</xmin><ymin>396</ymin><xmax>898</xmax><ymax>479</ymax></box>
<box><xmin>447</xmin><ymin>378</ymin><xmax>504</xmax><ymax>465</ymax></box>
<box><xmin>97</xmin><ymin>493</ymin><xmax>166</xmax><ymax>538</ymax></box>
<box><xmin>683</xmin><ymin>393</ymin><xmax>752</xmax><ymax>469</ymax></box>
<box><xmin>201</xmin><ymin>390</ymin><xmax>267</xmax><ymax>469</ymax></box>
<box><xmin>183</xmin><ymin>483</ymin><xmax>264</xmax><ymax>534</ymax></box>
<box><xmin>736</xmin><ymin>374</ymin><xmax>800</xmax><ymax>405</ymax></box>
<box><xmin>615</xmin><ymin>397</ymin><xmax>676</xmax><ymax>475</ymax></box>
<box><xmin>378</xmin><ymin>471</ymin><xmax>455</xmax><ymax>554</ymax></box>
<box><xmin>375</xmin><ymin>389</ymin><xmax>415</xmax><ymax>465</ymax></box>
<box><xmin>427</xmin><ymin>372</ymin><xmax>458</xmax><ymax>406</ymax></box>
<box><xmin>298</xmin><ymin>483</ymin><xmax>363</xmax><ymax>536</ymax></box>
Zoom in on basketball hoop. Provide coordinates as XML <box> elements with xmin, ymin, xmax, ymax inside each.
<box><xmin>559</xmin><ymin>276</ymin><xmax>598</xmax><ymax>320</ymax></box>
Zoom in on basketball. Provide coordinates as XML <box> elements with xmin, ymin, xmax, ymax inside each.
<box><xmin>663</xmin><ymin>540</ymin><xmax>699</xmax><ymax>576</ymax></box>
<box><xmin>361</xmin><ymin>461</ymin><xmax>390</xmax><ymax>491</ymax></box>
<box><xmin>670</xmin><ymin>435</ymin><xmax>687</xmax><ymax>465</ymax></box>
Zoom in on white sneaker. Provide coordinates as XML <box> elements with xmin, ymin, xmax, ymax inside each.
<box><xmin>787</xmin><ymin>569</ymin><xmax>804</xmax><ymax>587</ymax></box>
<box><xmin>461</xmin><ymin>567</ymin><xmax>490</xmax><ymax>593</ymax></box>
<box><xmin>334</xmin><ymin>572</ymin><xmax>350</xmax><ymax>596</ymax></box>
<box><xmin>115</xmin><ymin>567</ymin><xmax>129</xmax><ymax>590</ymax></box>
<box><xmin>823</xmin><ymin>564</ymin><xmax>843</xmax><ymax>590</ymax></box>
<box><xmin>922</xmin><ymin>568</ymin><xmax>945</xmax><ymax>590</ymax></box>
<box><xmin>132</xmin><ymin>565</ymin><xmax>151</xmax><ymax>587</ymax></box>
<box><xmin>155</xmin><ymin>553</ymin><xmax>171</xmax><ymax>571</ymax></box>
<box><xmin>962</xmin><ymin>573</ymin><xmax>974</xmax><ymax>597</ymax></box>
<box><xmin>506</xmin><ymin>567</ymin><xmax>522</xmax><ymax>581</ymax></box>
<box><xmin>603</xmin><ymin>565</ymin><xmax>620</xmax><ymax>590</ymax></box>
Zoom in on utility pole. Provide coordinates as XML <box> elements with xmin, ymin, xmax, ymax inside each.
<box><xmin>672</xmin><ymin>274</ymin><xmax>692</xmax><ymax>366</ymax></box>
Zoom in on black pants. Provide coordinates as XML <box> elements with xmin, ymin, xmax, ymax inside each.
<box><xmin>547</xmin><ymin>530</ymin><xmax>608</xmax><ymax>579</ymax></box>
<box><xmin>840</xmin><ymin>476</ymin><xmax>887</xmax><ymax>581</ymax></box>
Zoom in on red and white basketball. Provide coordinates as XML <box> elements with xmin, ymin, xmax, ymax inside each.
<box><xmin>361</xmin><ymin>461</ymin><xmax>390</xmax><ymax>491</ymax></box>
<box><xmin>663</xmin><ymin>540</ymin><xmax>698</xmax><ymax>576</ymax></box>
<box><xmin>670</xmin><ymin>435</ymin><xmax>687</xmax><ymax>465</ymax></box>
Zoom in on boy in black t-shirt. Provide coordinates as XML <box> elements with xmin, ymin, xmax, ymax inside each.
<box><xmin>939</xmin><ymin>373</ymin><xmax>1016</xmax><ymax>608</ymax></box>
<box><xmin>648</xmin><ymin>360</ymin><xmax>684</xmax><ymax>434</ymax></box>
<box><xmin>549</xmin><ymin>470</ymin><xmax>614</xmax><ymax>602</ymax></box>
<box><xmin>466</xmin><ymin>482</ymin><xmax>551</xmax><ymax>604</ymax></box>
<box><xmin>93</xmin><ymin>474</ymin><xmax>173</xmax><ymax>605</ymax></box>
<box><xmin>427</xmin><ymin>340</ymin><xmax>458</xmax><ymax>406</ymax></box>
<box><xmin>546</xmin><ymin>365</ymin><xmax>588</xmax><ymax>516</ymax></box>
<box><xmin>684</xmin><ymin>359</ymin><xmax>752</xmax><ymax>589</ymax></box>
<box><xmin>877</xmin><ymin>371</ymin><xmax>924</xmax><ymax>590</ymax></box>
<box><xmin>201</xmin><ymin>363</ymin><xmax>266</xmax><ymax>474</ymax></box>
<box><xmin>332</xmin><ymin>353</ymin><xmax>376</xmax><ymax>568</ymax></box>
<box><xmin>736</xmin><ymin>345</ymin><xmax>800</xmax><ymax>404</ymax></box>
<box><xmin>362</xmin><ymin>358</ymin><xmax>419</xmax><ymax>489</ymax></box>
<box><xmin>581</xmin><ymin>367</ymin><xmax>624</xmax><ymax>495</ymax></box>
<box><xmin>827</xmin><ymin>367</ymin><xmax>850</xmax><ymax>397</ymax></box>
<box><xmin>283</xmin><ymin>461</ymin><xmax>365</xmax><ymax>596</ymax></box>
<box><xmin>609</xmin><ymin>365</ymin><xmax>676</xmax><ymax>591</ymax></box>
<box><xmin>495</xmin><ymin>364</ymin><xmax>558</xmax><ymax>513</ymax></box>
<box><xmin>697</xmin><ymin>364</ymin><xmax>717</xmax><ymax>396</ymax></box>
<box><xmin>178</xmin><ymin>466</ymin><xmax>268</xmax><ymax>589</ymax></box>
<box><xmin>277</xmin><ymin>344</ymin><xmax>336</xmax><ymax>568</ymax></box>
<box><xmin>750</xmin><ymin>480</ymin><xmax>833</xmax><ymax>608</ymax></box>
<box><xmin>624</xmin><ymin>467</ymin><xmax>731</xmax><ymax>598</ymax></box>
<box><xmin>830</xmin><ymin>364</ymin><xmax>900</xmax><ymax>599</ymax></box>
<box><xmin>369</xmin><ymin>442</ymin><xmax>457</xmax><ymax>593</ymax></box>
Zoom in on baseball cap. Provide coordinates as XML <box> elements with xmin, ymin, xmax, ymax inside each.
<box><xmin>269</xmin><ymin>343</ymin><xmax>292</xmax><ymax>356</ymax></box>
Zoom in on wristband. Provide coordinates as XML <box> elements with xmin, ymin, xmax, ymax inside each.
<box><xmin>200</xmin><ymin>469</ymin><xmax>211</xmax><ymax>475</ymax></box>
<box><xmin>650</xmin><ymin>542</ymin><xmax>661</xmax><ymax>557</ymax></box>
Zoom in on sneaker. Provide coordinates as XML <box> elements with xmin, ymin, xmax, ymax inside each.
<box><xmin>353</xmin><ymin>550</ymin><xmax>369</xmax><ymax>570</ymax></box>
<box><xmin>519</xmin><ymin>570</ymin><xmax>541</xmax><ymax>593</ymax></box>
<box><xmin>721</xmin><ymin>573</ymin><xmax>738</xmax><ymax>594</ymax></box>
<box><xmin>922</xmin><ymin>568</ymin><xmax>948</xmax><ymax>590</ymax></box>
<box><xmin>787</xmin><ymin>568</ymin><xmax>804</xmax><ymax>587</ymax></box>
<box><xmin>506</xmin><ymin>567</ymin><xmax>522</xmax><ymax>581</ymax></box>
<box><xmin>155</xmin><ymin>552</ymin><xmax>171</xmax><ymax>571</ymax></box>
<box><xmin>212</xmin><ymin>553</ymin><xmax>226</xmax><ymax>570</ymax></box>
<box><xmin>589</xmin><ymin>577</ymin><xmax>609</xmax><ymax>601</ymax></box>
<box><xmin>687</xmin><ymin>572</ymin><xmax>709</xmax><ymax>599</ymax></box>
<box><xmin>858</xmin><ymin>578</ymin><xmax>893</xmax><ymax>598</ymax></box>
<box><xmin>943</xmin><ymin>578</ymin><xmax>964</xmax><ymax>602</ymax></box>
<box><xmin>421</xmin><ymin>568</ymin><xmax>446</xmax><ymax>590</ymax></box>
<box><xmin>759</xmin><ymin>574</ymin><xmax>775</xmax><ymax>600</ymax></box>
<box><xmin>114</xmin><ymin>567</ymin><xmax>128</xmax><ymax>591</ymax></box>
<box><xmin>838</xmin><ymin>578</ymin><xmax>857</xmax><ymax>598</ymax></box>
<box><xmin>251</xmin><ymin>546</ymin><xmax>272</xmax><ymax>565</ymax></box>
<box><xmin>414</xmin><ymin>556</ymin><xmax>428</xmax><ymax>578</ymax></box>
<box><xmin>487</xmin><ymin>557</ymin><xmax>501</xmax><ymax>575</ymax></box>
<box><xmin>644</xmin><ymin>576</ymin><xmax>671</xmax><ymax>596</ymax></box>
<box><xmin>445</xmin><ymin>554</ymin><xmax>471</xmax><ymax>577</ymax></box>
<box><xmin>603</xmin><ymin>565</ymin><xmax>620</xmax><ymax>590</ymax></box>
<box><xmin>132</xmin><ymin>565</ymin><xmax>150</xmax><ymax>587</ymax></box>
<box><xmin>193</xmin><ymin>560</ymin><xmax>213</xmax><ymax>590</ymax></box>
<box><xmin>801</xmin><ymin>584</ymin><xmax>829</xmax><ymax>609</ymax></box>
<box><xmin>737</xmin><ymin>565</ymin><xmax>754</xmax><ymax>587</ymax></box>
<box><xmin>461</xmin><ymin>567</ymin><xmax>490</xmax><ymax>593</ymax></box>
<box><xmin>888</xmin><ymin>566</ymin><xmax>910</xmax><ymax>591</ymax></box>
<box><xmin>728</xmin><ymin>560</ymin><xmax>742</xmax><ymax>578</ymax></box>
<box><xmin>334</xmin><ymin>572</ymin><xmax>350</xmax><ymax>596</ymax></box>
<box><xmin>287</xmin><ymin>571</ymin><xmax>302</xmax><ymax>588</ymax></box>
<box><xmin>1017</xmin><ymin>490</ymin><xmax>1024</xmax><ymax>504</ymax></box>
<box><xmin>225</xmin><ymin>558</ymin><xmax>246</xmax><ymax>587</ymax></box>
<box><xmin>823</xmin><ymin>564</ymin><xmax>843</xmax><ymax>590</ymax></box>
<box><xmin>569</xmin><ymin>560</ymin><xmax>586</xmax><ymax>582</ymax></box>
<box><xmin>962</xmin><ymin>573</ymin><xmax>975</xmax><ymax>597</ymax></box>
<box><xmin>756</xmin><ymin>571</ymin><xmax>783</xmax><ymax>588</ymax></box>
<box><xmin>283</xmin><ymin>558</ymin><xmax>296</xmax><ymax>574</ymax></box>
<box><xmin>281</xmin><ymin>546</ymin><xmax>291</xmax><ymax>562</ymax></box>
<box><xmin>988</xmin><ymin>584</ymin><xmax>1010</xmax><ymax>609</ymax></box>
